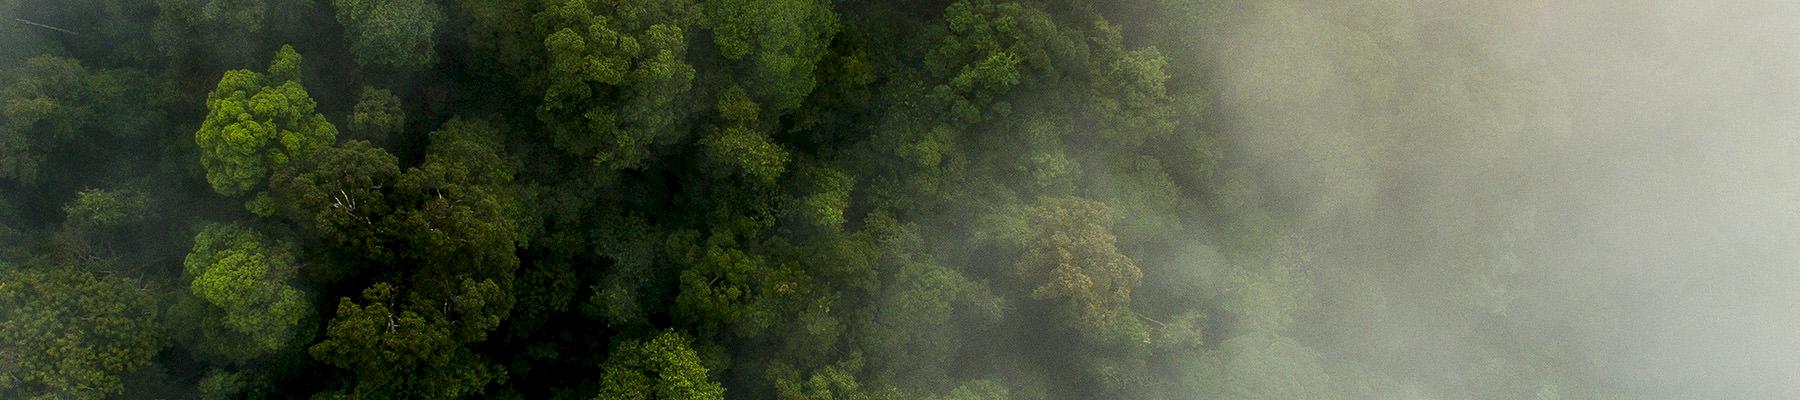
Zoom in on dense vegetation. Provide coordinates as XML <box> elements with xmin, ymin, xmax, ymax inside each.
<box><xmin>1</xmin><ymin>1</ymin><xmax>1632</xmax><ymax>399</ymax></box>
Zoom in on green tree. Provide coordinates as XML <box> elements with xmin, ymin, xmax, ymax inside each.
<box><xmin>700</xmin><ymin>86</ymin><xmax>789</xmax><ymax>182</ymax></box>
<box><xmin>670</xmin><ymin>231</ymin><xmax>801</xmax><ymax>339</ymax></box>
<box><xmin>309</xmin><ymin>282</ymin><xmax>506</xmax><ymax>399</ymax></box>
<box><xmin>268</xmin><ymin>140</ymin><xmax>402</xmax><ymax>264</ymax></box>
<box><xmin>181</xmin><ymin>223</ymin><xmax>309</xmax><ymax>359</ymax></box>
<box><xmin>62</xmin><ymin>188</ymin><xmax>152</xmax><ymax>232</ymax></box>
<box><xmin>0</xmin><ymin>56</ymin><xmax>88</xmax><ymax>184</ymax></box>
<box><xmin>390</xmin><ymin>118</ymin><xmax>524</xmax><ymax>290</ymax></box>
<box><xmin>1</xmin><ymin>57</ymin><xmax>158</xmax><ymax>185</ymax></box>
<box><xmin>924</xmin><ymin>380</ymin><xmax>1008</xmax><ymax>400</ymax></box>
<box><xmin>333</xmin><ymin>0</ymin><xmax>446</xmax><ymax>70</ymax></box>
<box><xmin>532</xmin><ymin>0</ymin><xmax>699</xmax><ymax>169</ymax></box>
<box><xmin>596</xmin><ymin>330</ymin><xmax>725</xmax><ymax>400</ymax></box>
<box><xmin>0</xmin><ymin>267</ymin><xmax>160</xmax><ymax>400</ymax></box>
<box><xmin>348</xmin><ymin>87</ymin><xmax>405</xmax><ymax>142</ymax></box>
<box><xmin>194</xmin><ymin>45</ymin><xmax>338</xmax><ymax>199</ymax></box>
<box><xmin>151</xmin><ymin>0</ymin><xmax>312</xmax><ymax>68</ymax></box>
<box><xmin>769</xmin><ymin>356</ymin><xmax>893</xmax><ymax>400</ymax></box>
<box><xmin>309</xmin><ymin>119</ymin><xmax>523</xmax><ymax>399</ymax></box>
<box><xmin>704</xmin><ymin>0</ymin><xmax>837</xmax><ymax>110</ymax></box>
<box><xmin>988</xmin><ymin>197</ymin><xmax>1146</xmax><ymax>346</ymax></box>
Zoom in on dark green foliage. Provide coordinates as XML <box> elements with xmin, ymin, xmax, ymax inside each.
<box><xmin>704</xmin><ymin>0</ymin><xmax>838</xmax><ymax>110</ymax></box>
<box><xmin>268</xmin><ymin>140</ymin><xmax>401</xmax><ymax>264</ymax></box>
<box><xmin>1</xmin><ymin>57</ymin><xmax>159</xmax><ymax>185</ymax></box>
<box><xmin>333</xmin><ymin>0</ymin><xmax>446</xmax><ymax>70</ymax></box>
<box><xmin>528</xmin><ymin>0</ymin><xmax>700</xmax><ymax>170</ymax></box>
<box><xmin>349</xmin><ymin>87</ymin><xmax>405</xmax><ymax>142</ymax></box>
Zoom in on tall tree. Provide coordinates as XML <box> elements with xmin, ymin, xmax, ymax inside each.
<box><xmin>309</xmin><ymin>118</ymin><xmax>523</xmax><ymax>399</ymax></box>
<box><xmin>268</xmin><ymin>140</ymin><xmax>402</xmax><ymax>266</ymax></box>
<box><xmin>193</xmin><ymin>45</ymin><xmax>337</xmax><ymax>205</ymax></box>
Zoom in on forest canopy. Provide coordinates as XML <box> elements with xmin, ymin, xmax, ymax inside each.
<box><xmin>4</xmin><ymin>0</ymin><xmax>1795</xmax><ymax>399</ymax></box>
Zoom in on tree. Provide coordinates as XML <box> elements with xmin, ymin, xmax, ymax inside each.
<box><xmin>61</xmin><ymin>188</ymin><xmax>152</xmax><ymax>231</ymax></box>
<box><xmin>700</xmin><ymin>86</ymin><xmax>789</xmax><ymax>182</ymax></box>
<box><xmin>0</xmin><ymin>267</ymin><xmax>160</xmax><ymax>400</ymax></box>
<box><xmin>595</xmin><ymin>330</ymin><xmax>725</xmax><ymax>400</ymax></box>
<box><xmin>987</xmin><ymin>197</ymin><xmax>1146</xmax><ymax>346</ymax></box>
<box><xmin>151</xmin><ymin>0</ymin><xmax>313</xmax><ymax>68</ymax></box>
<box><xmin>924</xmin><ymin>380</ymin><xmax>1008</xmax><ymax>400</ymax></box>
<box><xmin>268</xmin><ymin>140</ymin><xmax>402</xmax><ymax>264</ymax></box>
<box><xmin>391</xmin><ymin>118</ymin><xmax>524</xmax><ymax>291</ymax></box>
<box><xmin>704</xmin><ymin>0</ymin><xmax>838</xmax><ymax>110</ymax></box>
<box><xmin>532</xmin><ymin>0</ymin><xmax>699</xmax><ymax>169</ymax></box>
<box><xmin>309</xmin><ymin>282</ymin><xmax>506</xmax><ymax>399</ymax></box>
<box><xmin>181</xmin><ymin>223</ymin><xmax>309</xmax><ymax>359</ymax></box>
<box><xmin>670</xmin><ymin>231</ymin><xmax>800</xmax><ymax>339</ymax></box>
<box><xmin>348</xmin><ymin>87</ymin><xmax>405</xmax><ymax>142</ymax></box>
<box><xmin>1</xmin><ymin>57</ymin><xmax>158</xmax><ymax>185</ymax></box>
<box><xmin>769</xmin><ymin>355</ymin><xmax>894</xmax><ymax>400</ymax></box>
<box><xmin>1</xmin><ymin>56</ymin><xmax>88</xmax><ymax>184</ymax></box>
<box><xmin>334</xmin><ymin>0</ymin><xmax>447</xmax><ymax>70</ymax></box>
<box><xmin>194</xmin><ymin>45</ymin><xmax>337</xmax><ymax>200</ymax></box>
<box><xmin>309</xmin><ymin>118</ymin><xmax>524</xmax><ymax>398</ymax></box>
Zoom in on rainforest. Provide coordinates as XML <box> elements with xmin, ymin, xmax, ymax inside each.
<box><xmin>4</xmin><ymin>1</ymin><xmax>1799</xmax><ymax>399</ymax></box>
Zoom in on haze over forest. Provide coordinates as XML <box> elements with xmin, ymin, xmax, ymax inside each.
<box><xmin>2</xmin><ymin>0</ymin><xmax>1797</xmax><ymax>399</ymax></box>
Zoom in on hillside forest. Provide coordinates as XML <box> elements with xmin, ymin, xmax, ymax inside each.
<box><xmin>11</xmin><ymin>0</ymin><xmax>1772</xmax><ymax>399</ymax></box>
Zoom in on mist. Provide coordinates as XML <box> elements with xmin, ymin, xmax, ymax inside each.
<box><xmin>1200</xmin><ymin>1</ymin><xmax>1800</xmax><ymax>398</ymax></box>
<box><xmin>2</xmin><ymin>0</ymin><xmax>1797</xmax><ymax>399</ymax></box>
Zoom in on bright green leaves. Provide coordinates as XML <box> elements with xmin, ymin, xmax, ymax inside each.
<box><xmin>0</xmin><ymin>267</ymin><xmax>160</xmax><ymax>400</ymax></box>
<box><xmin>924</xmin><ymin>380</ymin><xmax>1009</xmax><ymax>400</ymax></box>
<box><xmin>784</xmin><ymin>163</ymin><xmax>854</xmax><ymax>231</ymax></box>
<box><xmin>195</xmin><ymin>45</ymin><xmax>337</xmax><ymax>199</ymax></box>
<box><xmin>1080</xmin><ymin>25</ymin><xmax>1176</xmax><ymax>148</ymax></box>
<box><xmin>334</xmin><ymin>0</ymin><xmax>447</xmax><ymax>70</ymax></box>
<box><xmin>268</xmin><ymin>45</ymin><xmax>302</xmax><ymax>83</ymax></box>
<box><xmin>925</xmin><ymin>0</ymin><xmax>1058</xmax><ymax>124</ymax></box>
<box><xmin>534</xmin><ymin>0</ymin><xmax>698</xmax><ymax>170</ymax></box>
<box><xmin>701</xmin><ymin>87</ymin><xmax>789</xmax><ymax>182</ymax></box>
<box><xmin>705</xmin><ymin>0</ymin><xmax>837</xmax><ymax>110</ymax></box>
<box><xmin>596</xmin><ymin>330</ymin><xmax>726</xmax><ymax>400</ymax></box>
<box><xmin>182</xmin><ymin>223</ymin><xmax>309</xmax><ymax>358</ymax></box>
<box><xmin>769</xmin><ymin>356</ymin><xmax>892</xmax><ymax>400</ymax></box>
